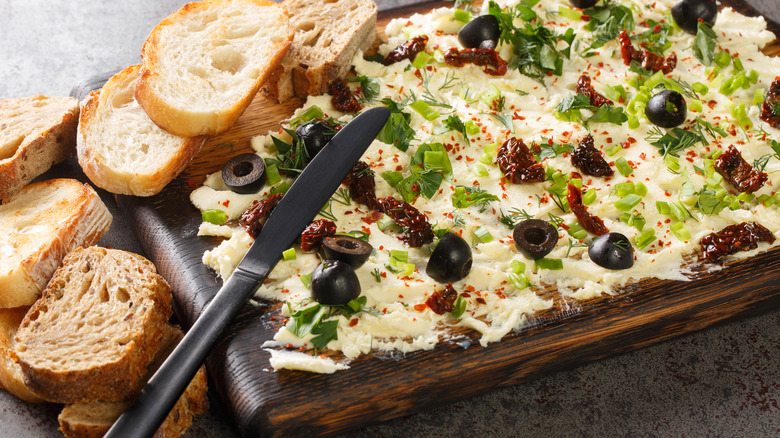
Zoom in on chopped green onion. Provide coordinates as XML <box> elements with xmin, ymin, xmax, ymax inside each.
<box><xmin>692</xmin><ymin>82</ymin><xmax>709</xmax><ymax>95</ymax></box>
<box><xmin>453</xmin><ymin>9</ymin><xmax>471</xmax><ymax>23</ymax></box>
<box><xmin>201</xmin><ymin>209</ymin><xmax>227</xmax><ymax>224</ymax></box>
<box><xmin>473</xmin><ymin>164</ymin><xmax>489</xmax><ymax>177</ymax></box>
<box><xmin>410</xmin><ymin>100</ymin><xmax>440</xmax><ymax>121</ymax></box>
<box><xmin>569</xmin><ymin>178</ymin><xmax>583</xmax><ymax>189</ymax></box>
<box><xmin>582</xmin><ymin>188</ymin><xmax>597</xmax><ymax>205</ymax></box>
<box><xmin>482</xmin><ymin>85</ymin><xmax>502</xmax><ymax>107</ymax></box>
<box><xmin>615</xmin><ymin>182</ymin><xmax>636</xmax><ymax>197</ymax></box>
<box><xmin>605</xmin><ymin>85</ymin><xmax>627</xmax><ymax>102</ymax></box>
<box><xmin>479</xmin><ymin>153</ymin><xmax>494</xmax><ymax>165</ymax></box>
<box><xmin>634</xmin><ymin>182</ymin><xmax>648</xmax><ymax>197</ymax></box>
<box><xmin>558</xmin><ymin>6</ymin><xmax>583</xmax><ymax>20</ymax></box>
<box><xmin>616</xmin><ymin>157</ymin><xmax>633</xmax><ymax>176</ymax></box>
<box><xmin>634</xmin><ymin>228</ymin><xmax>656</xmax><ymax>250</ymax></box>
<box><xmin>690</xmin><ymin>99</ymin><xmax>703</xmax><ymax>112</ymax></box>
<box><xmin>412</xmin><ymin>51</ymin><xmax>432</xmax><ymax>69</ymax></box>
<box><xmin>605</xmin><ymin>144</ymin><xmax>623</xmax><ymax>156</ymax></box>
<box><xmin>381</xmin><ymin>170</ymin><xmax>404</xmax><ymax>187</ymax></box>
<box><xmin>714</xmin><ymin>50</ymin><xmax>731</xmax><ymax>68</ymax></box>
<box><xmin>473</xmin><ymin>225</ymin><xmax>493</xmax><ymax>243</ymax></box>
<box><xmin>390</xmin><ymin>250</ymin><xmax>408</xmax><ymax>264</ymax></box>
<box><xmin>508</xmin><ymin>272</ymin><xmax>531</xmax><ymax>289</ymax></box>
<box><xmin>566</xmin><ymin>222</ymin><xmax>588</xmax><ymax>240</ymax></box>
<box><xmin>669</xmin><ymin>201</ymin><xmax>691</xmax><ymax>222</ymax></box>
<box><xmin>732</xmin><ymin>56</ymin><xmax>744</xmax><ymax>72</ymax></box>
<box><xmin>737</xmin><ymin>192</ymin><xmax>755</xmax><ymax>203</ymax></box>
<box><xmin>619</xmin><ymin>211</ymin><xmax>646</xmax><ymax>231</ymax></box>
<box><xmin>754</xmin><ymin>88</ymin><xmax>766</xmax><ymax>106</ymax></box>
<box><xmin>289</xmin><ymin>106</ymin><xmax>324</xmax><ymax>127</ymax></box>
<box><xmin>746</xmin><ymin>70</ymin><xmax>759</xmax><ymax>84</ymax></box>
<box><xmin>628</xmin><ymin>115</ymin><xmax>640</xmax><ymax>129</ymax></box>
<box><xmin>670</xmin><ymin>222</ymin><xmax>691</xmax><ymax>241</ymax></box>
<box><xmin>282</xmin><ymin>247</ymin><xmax>296</xmax><ymax>261</ymax></box>
<box><xmin>300</xmin><ymin>273</ymin><xmax>312</xmax><ymax>288</ymax></box>
<box><xmin>465</xmin><ymin>120</ymin><xmax>481</xmax><ymax>135</ymax></box>
<box><xmin>664</xmin><ymin>155</ymin><xmax>681</xmax><ymax>172</ymax></box>
<box><xmin>535</xmin><ymin>257</ymin><xmax>563</xmax><ymax>270</ymax></box>
<box><xmin>510</xmin><ymin>260</ymin><xmax>526</xmax><ymax>274</ymax></box>
<box><xmin>269</xmin><ymin>181</ymin><xmax>290</xmax><ymax>195</ymax></box>
<box><xmin>615</xmin><ymin>194</ymin><xmax>642</xmax><ymax>211</ymax></box>
<box><xmin>265</xmin><ymin>163</ymin><xmax>281</xmax><ymax>185</ymax></box>
<box><xmin>378</xmin><ymin>214</ymin><xmax>398</xmax><ymax>232</ymax></box>
<box><xmin>451</xmin><ymin>296</ymin><xmax>467</xmax><ymax>318</ymax></box>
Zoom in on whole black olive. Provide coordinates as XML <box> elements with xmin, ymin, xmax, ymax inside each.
<box><xmin>588</xmin><ymin>233</ymin><xmax>634</xmax><ymax>270</ymax></box>
<box><xmin>222</xmin><ymin>153</ymin><xmax>266</xmax><ymax>194</ymax></box>
<box><xmin>645</xmin><ymin>90</ymin><xmax>687</xmax><ymax>128</ymax></box>
<box><xmin>513</xmin><ymin>219</ymin><xmax>558</xmax><ymax>259</ymax></box>
<box><xmin>319</xmin><ymin>235</ymin><xmax>374</xmax><ymax>269</ymax></box>
<box><xmin>569</xmin><ymin>0</ymin><xmax>597</xmax><ymax>8</ymax></box>
<box><xmin>671</xmin><ymin>0</ymin><xmax>717</xmax><ymax>34</ymax></box>
<box><xmin>296</xmin><ymin>121</ymin><xmax>336</xmax><ymax>159</ymax></box>
<box><xmin>310</xmin><ymin>260</ymin><xmax>361</xmax><ymax>305</ymax></box>
<box><xmin>458</xmin><ymin>15</ymin><xmax>501</xmax><ymax>49</ymax></box>
<box><xmin>426</xmin><ymin>232</ymin><xmax>473</xmax><ymax>283</ymax></box>
<box><xmin>478</xmin><ymin>40</ymin><xmax>497</xmax><ymax>50</ymax></box>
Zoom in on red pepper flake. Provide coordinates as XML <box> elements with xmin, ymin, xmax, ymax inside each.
<box><xmin>413</xmin><ymin>303</ymin><xmax>427</xmax><ymax>312</ymax></box>
<box><xmin>349</xmin><ymin>318</ymin><xmax>359</xmax><ymax>327</ymax></box>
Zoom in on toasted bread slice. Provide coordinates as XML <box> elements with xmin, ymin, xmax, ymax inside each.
<box><xmin>135</xmin><ymin>0</ymin><xmax>294</xmax><ymax>137</ymax></box>
<box><xmin>262</xmin><ymin>0</ymin><xmax>377</xmax><ymax>102</ymax></box>
<box><xmin>78</xmin><ymin>65</ymin><xmax>207</xmax><ymax>196</ymax></box>
<box><xmin>0</xmin><ymin>307</ymin><xmax>45</xmax><ymax>403</ymax></box>
<box><xmin>58</xmin><ymin>325</ymin><xmax>209</xmax><ymax>438</ymax></box>
<box><xmin>0</xmin><ymin>179</ymin><xmax>112</xmax><ymax>308</ymax></box>
<box><xmin>13</xmin><ymin>247</ymin><xmax>172</xmax><ymax>403</ymax></box>
<box><xmin>0</xmin><ymin>95</ymin><xmax>79</xmax><ymax>200</ymax></box>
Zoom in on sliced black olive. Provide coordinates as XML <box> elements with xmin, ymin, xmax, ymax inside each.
<box><xmin>588</xmin><ymin>233</ymin><xmax>634</xmax><ymax>270</ymax></box>
<box><xmin>645</xmin><ymin>90</ymin><xmax>687</xmax><ymax>128</ymax></box>
<box><xmin>426</xmin><ymin>232</ymin><xmax>472</xmax><ymax>283</ymax></box>
<box><xmin>319</xmin><ymin>235</ymin><xmax>373</xmax><ymax>269</ymax></box>
<box><xmin>569</xmin><ymin>0</ymin><xmax>597</xmax><ymax>8</ymax></box>
<box><xmin>222</xmin><ymin>153</ymin><xmax>266</xmax><ymax>194</ymax></box>
<box><xmin>513</xmin><ymin>219</ymin><xmax>558</xmax><ymax>259</ymax></box>
<box><xmin>296</xmin><ymin>120</ymin><xmax>336</xmax><ymax>159</ymax></box>
<box><xmin>458</xmin><ymin>15</ymin><xmax>501</xmax><ymax>49</ymax></box>
<box><xmin>671</xmin><ymin>0</ymin><xmax>717</xmax><ymax>34</ymax></box>
<box><xmin>310</xmin><ymin>260</ymin><xmax>361</xmax><ymax>305</ymax></box>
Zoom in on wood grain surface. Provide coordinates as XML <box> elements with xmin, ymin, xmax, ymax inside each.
<box><xmin>117</xmin><ymin>2</ymin><xmax>780</xmax><ymax>437</ymax></box>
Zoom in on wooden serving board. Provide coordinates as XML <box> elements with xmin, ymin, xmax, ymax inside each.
<box><xmin>117</xmin><ymin>2</ymin><xmax>780</xmax><ymax>437</ymax></box>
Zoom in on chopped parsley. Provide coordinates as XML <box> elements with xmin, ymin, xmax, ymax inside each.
<box><xmin>583</xmin><ymin>2</ymin><xmax>634</xmax><ymax>52</ymax></box>
<box><xmin>268</xmin><ymin>127</ymin><xmax>310</xmax><ymax>175</ymax></box>
<box><xmin>435</xmin><ymin>114</ymin><xmax>471</xmax><ymax>142</ymax></box>
<box><xmin>377</xmin><ymin>98</ymin><xmax>415</xmax><ymax>152</ymax></box>
<box><xmin>635</xmin><ymin>19</ymin><xmax>672</xmax><ymax>56</ymax></box>
<box><xmin>286</xmin><ymin>296</ymin><xmax>375</xmax><ymax>351</ymax></box>
<box><xmin>555</xmin><ymin>93</ymin><xmax>628</xmax><ymax>126</ymax></box>
<box><xmin>389</xmin><ymin>143</ymin><xmax>452</xmax><ymax>203</ymax></box>
<box><xmin>451</xmin><ymin>185</ymin><xmax>499</xmax><ymax>212</ymax></box>
<box><xmin>693</xmin><ymin>21</ymin><xmax>718</xmax><ymax>66</ymax></box>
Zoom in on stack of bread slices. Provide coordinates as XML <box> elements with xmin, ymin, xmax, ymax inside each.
<box><xmin>1</xmin><ymin>0</ymin><xmax>378</xmax><ymax>435</ymax></box>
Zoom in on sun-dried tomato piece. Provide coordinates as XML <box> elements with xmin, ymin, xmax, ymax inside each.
<box><xmin>443</xmin><ymin>47</ymin><xmax>508</xmax><ymax>76</ymax></box>
<box><xmin>376</xmin><ymin>196</ymin><xmax>434</xmax><ymax>247</ymax></box>
<box><xmin>239</xmin><ymin>193</ymin><xmax>284</xmax><ymax>238</ymax></box>
<box><xmin>425</xmin><ymin>284</ymin><xmax>459</xmax><ymax>315</ymax></box>
<box><xmin>576</xmin><ymin>75</ymin><xmax>613</xmax><ymax>108</ymax></box>
<box><xmin>571</xmin><ymin>134</ymin><xmax>614</xmax><ymax>177</ymax></box>
<box><xmin>760</xmin><ymin>77</ymin><xmax>780</xmax><ymax>129</ymax></box>
<box><xmin>714</xmin><ymin>145</ymin><xmax>768</xmax><ymax>193</ymax></box>
<box><xmin>343</xmin><ymin>161</ymin><xmax>379</xmax><ymax>210</ymax></box>
<box><xmin>618</xmin><ymin>30</ymin><xmax>676</xmax><ymax>74</ymax></box>
<box><xmin>700</xmin><ymin>222</ymin><xmax>776</xmax><ymax>262</ymax></box>
<box><xmin>329</xmin><ymin>79</ymin><xmax>362</xmax><ymax>113</ymax></box>
<box><xmin>300</xmin><ymin>219</ymin><xmax>337</xmax><ymax>252</ymax></box>
<box><xmin>496</xmin><ymin>138</ymin><xmax>545</xmax><ymax>184</ymax></box>
<box><xmin>567</xmin><ymin>184</ymin><xmax>609</xmax><ymax>236</ymax></box>
<box><xmin>383</xmin><ymin>35</ymin><xmax>429</xmax><ymax>65</ymax></box>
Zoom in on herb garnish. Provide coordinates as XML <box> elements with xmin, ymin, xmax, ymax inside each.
<box><xmin>286</xmin><ymin>297</ymin><xmax>375</xmax><ymax>351</ymax></box>
<box><xmin>348</xmin><ymin>75</ymin><xmax>381</xmax><ymax>104</ymax></box>
<box><xmin>498</xmin><ymin>208</ymin><xmax>533</xmax><ymax>229</ymax></box>
<box><xmin>693</xmin><ymin>21</ymin><xmax>717</xmax><ymax>66</ymax></box>
<box><xmin>556</xmin><ymin>93</ymin><xmax>628</xmax><ymax>126</ymax></box>
<box><xmin>583</xmin><ymin>2</ymin><xmax>634</xmax><ymax>52</ymax></box>
<box><xmin>390</xmin><ymin>143</ymin><xmax>452</xmax><ymax>203</ymax></box>
<box><xmin>377</xmin><ymin>98</ymin><xmax>415</xmax><ymax>152</ymax></box>
<box><xmin>435</xmin><ymin>114</ymin><xmax>471</xmax><ymax>142</ymax></box>
<box><xmin>646</xmin><ymin>126</ymin><xmax>705</xmax><ymax>158</ymax></box>
<box><xmin>635</xmin><ymin>19</ymin><xmax>672</xmax><ymax>56</ymax></box>
<box><xmin>268</xmin><ymin>128</ymin><xmax>310</xmax><ymax>175</ymax></box>
<box><xmin>451</xmin><ymin>185</ymin><xmax>500</xmax><ymax>212</ymax></box>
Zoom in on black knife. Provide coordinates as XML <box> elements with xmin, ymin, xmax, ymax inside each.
<box><xmin>104</xmin><ymin>106</ymin><xmax>391</xmax><ymax>438</ymax></box>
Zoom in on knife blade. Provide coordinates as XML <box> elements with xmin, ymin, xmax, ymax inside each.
<box><xmin>104</xmin><ymin>106</ymin><xmax>391</xmax><ymax>438</ymax></box>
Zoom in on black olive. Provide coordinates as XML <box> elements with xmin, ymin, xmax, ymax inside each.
<box><xmin>319</xmin><ymin>235</ymin><xmax>373</xmax><ymax>269</ymax></box>
<box><xmin>222</xmin><ymin>153</ymin><xmax>266</xmax><ymax>194</ymax></box>
<box><xmin>310</xmin><ymin>260</ymin><xmax>361</xmax><ymax>305</ymax></box>
<box><xmin>426</xmin><ymin>232</ymin><xmax>472</xmax><ymax>283</ymax></box>
<box><xmin>296</xmin><ymin>121</ymin><xmax>336</xmax><ymax>159</ymax></box>
<box><xmin>569</xmin><ymin>0</ymin><xmax>597</xmax><ymax>8</ymax></box>
<box><xmin>458</xmin><ymin>15</ymin><xmax>501</xmax><ymax>49</ymax></box>
<box><xmin>513</xmin><ymin>219</ymin><xmax>558</xmax><ymax>259</ymax></box>
<box><xmin>588</xmin><ymin>233</ymin><xmax>634</xmax><ymax>270</ymax></box>
<box><xmin>478</xmin><ymin>40</ymin><xmax>497</xmax><ymax>50</ymax></box>
<box><xmin>645</xmin><ymin>90</ymin><xmax>687</xmax><ymax>128</ymax></box>
<box><xmin>671</xmin><ymin>0</ymin><xmax>717</xmax><ymax>34</ymax></box>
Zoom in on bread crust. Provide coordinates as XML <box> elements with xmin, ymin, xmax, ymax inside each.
<box><xmin>13</xmin><ymin>247</ymin><xmax>172</xmax><ymax>403</ymax></box>
<box><xmin>135</xmin><ymin>0</ymin><xmax>294</xmax><ymax>137</ymax></box>
<box><xmin>0</xmin><ymin>179</ymin><xmax>112</xmax><ymax>308</ymax></box>
<box><xmin>0</xmin><ymin>307</ymin><xmax>45</xmax><ymax>403</ymax></box>
<box><xmin>78</xmin><ymin>65</ymin><xmax>207</xmax><ymax>196</ymax></box>
<box><xmin>0</xmin><ymin>96</ymin><xmax>79</xmax><ymax>201</ymax></box>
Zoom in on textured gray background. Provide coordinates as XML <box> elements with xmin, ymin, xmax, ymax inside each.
<box><xmin>1</xmin><ymin>1</ymin><xmax>780</xmax><ymax>437</ymax></box>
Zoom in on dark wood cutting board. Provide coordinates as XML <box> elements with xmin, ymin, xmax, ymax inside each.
<box><xmin>117</xmin><ymin>2</ymin><xmax>780</xmax><ymax>437</ymax></box>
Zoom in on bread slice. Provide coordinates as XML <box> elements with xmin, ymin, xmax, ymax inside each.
<box><xmin>78</xmin><ymin>65</ymin><xmax>207</xmax><ymax>196</ymax></box>
<box><xmin>0</xmin><ymin>95</ymin><xmax>79</xmax><ymax>200</ymax></box>
<box><xmin>0</xmin><ymin>179</ymin><xmax>112</xmax><ymax>308</ymax></box>
<box><xmin>58</xmin><ymin>325</ymin><xmax>209</xmax><ymax>438</ymax></box>
<box><xmin>13</xmin><ymin>246</ymin><xmax>172</xmax><ymax>403</ymax></box>
<box><xmin>262</xmin><ymin>0</ymin><xmax>378</xmax><ymax>102</ymax></box>
<box><xmin>135</xmin><ymin>0</ymin><xmax>294</xmax><ymax>137</ymax></box>
<box><xmin>0</xmin><ymin>307</ymin><xmax>45</xmax><ymax>403</ymax></box>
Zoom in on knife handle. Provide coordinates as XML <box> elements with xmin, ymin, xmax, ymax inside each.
<box><xmin>105</xmin><ymin>268</ymin><xmax>260</xmax><ymax>438</ymax></box>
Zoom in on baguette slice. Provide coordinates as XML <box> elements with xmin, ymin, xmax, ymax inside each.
<box><xmin>262</xmin><ymin>0</ymin><xmax>377</xmax><ymax>102</ymax></box>
<box><xmin>0</xmin><ymin>307</ymin><xmax>45</xmax><ymax>403</ymax></box>
<box><xmin>0</xmin><ymin>179</ymin><xmax>112</xmax><ymax>308</ymax></box>
<box><xmin>0</xmin><ymin>95</ymin><xmax>79</xmax><ymax>200</ymax></box>
<box><xmin>13</xmin><ymin>247</ymin><xmax>172</xmax><ymax>403</ymax></box>
<box><xmin>78</xmin><ymin>65</ymin><xmax>207</xmax><ymax>196</ymax></box>
<box><xmin>135</xmin><ymin>0</ymin><xmax>294</xmax><ymax>137</ymax></box>
<box><xmin>58</xmin><ymin>325</ymin><xmax>208</xmax><ymax>438</ymax></box>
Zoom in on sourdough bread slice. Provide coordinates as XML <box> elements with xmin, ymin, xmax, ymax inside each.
<box><xmin>135</xmin><ymin>0</ymin><xmax>294</xmax><ymax>137</ymax></box>
<box><xmin>0</xmin><ymin>179</ymin><xmax>112</xmax><ymax>308</ymax></box>
<box><xmin>0</xmin><ymin>95</ymin><xmax>79</xmax><ymax>200</ymax></box>
<box><xmin>58</xmin><ymin>325</ymin><xmax>209</xmax><ymax>438</ymax></box>
<box><xmin>78</xmin><ymin>65</ymin><xmax>207</xmax><ymax>196</ymax></box>
<box><xmin>262</xmin><ymin>0</ymin><xmax>377</xmax><ymax>102</ymax></box>
<box><xmin>0</xmin><ymin>307</ymin><xmax>45</xmax><ymax>403</ymax></box>
<box><xmin>13</xmin><ymin>246</ymin><xmax>172</xmax><ymax>403</ymax></box>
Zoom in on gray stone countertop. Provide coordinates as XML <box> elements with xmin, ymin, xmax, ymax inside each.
<box><xmin>1</xmin><ymin>1</ymin><xmax>779</xmax><ymax>437</ymax></box>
